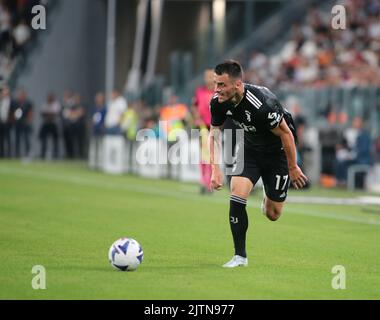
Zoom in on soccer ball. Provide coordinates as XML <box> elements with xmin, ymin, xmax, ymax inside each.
<box><xmin>108</xmin><ymin>238</ymin><xmax>143</xmax><ymax>271</ymax></box>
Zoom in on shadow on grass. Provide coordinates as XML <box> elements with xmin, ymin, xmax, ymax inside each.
<box><xmin>47</xmin><ymin>263</ymin><xmax>250</xmax><ymax>273</ymax></box>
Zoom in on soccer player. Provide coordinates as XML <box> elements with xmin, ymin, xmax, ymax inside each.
<box><xmin>208</xmin><ymin>60</ymin><xmax>308</xmax><ymax>268</ymax></box>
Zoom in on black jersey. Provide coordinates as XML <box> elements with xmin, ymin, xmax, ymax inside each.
<box><xmin>210</xmin><ymin>84</ymin><xmax>296</xmax><ymax>152</ymax></box>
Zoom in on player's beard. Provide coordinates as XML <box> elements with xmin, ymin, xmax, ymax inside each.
<box><xmin>231</xmin><ymin>91</ymin><xmax>243</xmax><ymax>105</ymax></box>
<box><xmin>218</xmin><ymin>88</ymin><xmax>236</xmax><ymax>104</ymax></box>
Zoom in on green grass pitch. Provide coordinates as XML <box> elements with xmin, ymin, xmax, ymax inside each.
<box><xmin>0</xmin><ymin>160</ymin><xmax>379</xmax><ymax>300</ymax></box>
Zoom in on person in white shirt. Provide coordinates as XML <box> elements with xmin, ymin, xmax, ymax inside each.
<box><xmin>105</xmin><ymin>90</ymin><xmax>128</xmax><ymax>135</ymax></box>
<box><xmin>13</xmin><ymin>19</ymin><xmax>31</xmax><ymax>51</ymax></box>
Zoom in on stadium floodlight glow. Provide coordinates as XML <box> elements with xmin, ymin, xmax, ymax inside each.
<box><xmin>213</xmin><ymin>0</ymin><xmax>226</xmax><ymax>22</ymax></box>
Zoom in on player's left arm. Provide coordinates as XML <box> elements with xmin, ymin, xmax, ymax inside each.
<box><xmin>271</xmin><ymin>119</ymin><xmax>308</xmax><ymax>189</ymax></box>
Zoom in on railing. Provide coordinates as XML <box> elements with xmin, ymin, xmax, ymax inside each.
<box><xmin>277</xmin><ymin>86</ymin><xmax>380</xmax><ymax>139</ymax></box>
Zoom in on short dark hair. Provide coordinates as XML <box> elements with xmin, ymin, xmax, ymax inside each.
<box><xmin>214</xmin><ymin>60</ymin><xmax>243</xmax><ymax>80</ymax></box>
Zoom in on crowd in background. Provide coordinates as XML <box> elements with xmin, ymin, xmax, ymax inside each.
<box><xmin>1</xmin><ymin>0</ymin><xmax>380</xmax><ymax>190</ymax></box>
<box><xmin>243</xmin><ymin>0</ymin><xmax>380</xmax><ymax>188</ymax></box>
<box><xmin>1</xmin><ymin>81</ymin><xmax>379</xmax><ymax>190</ymax></box>
<box><xmin>246</xmin><ymin>0</ymin><xmax>380</xmax><ymax>89</ymax></box>
<box><xmin>0</xmin><ymin>0</ymin><xmax>42</xmax><ymax>83</ymax></box>
<box><xmin>0</xmin><ymin>85</ymin><xmax>191</xmax><ymax>160</ymax></box>
<box><xmin>0</xmin><ymin>86</ymin><xmax>85</xmax><ymax>159</ymax></box>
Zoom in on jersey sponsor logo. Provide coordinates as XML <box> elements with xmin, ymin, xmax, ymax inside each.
<box><xmin>246</xmin><ymin>91</ymin><xmax>262</xmax><ymax>109</ymax></box>
<box><xmin>268</xmin><ymin>112</ymin><xmax>279</xmax><ymax>120</ymax></box>
<box><xmin>232</xmin><ymin>119</ymin><xmax>257</xmax><ymax>133</ymax></box>
<box><xmin>268</xmin><ymin>112</ymin><xmax>282</xmax><ymax>126</ymax></box>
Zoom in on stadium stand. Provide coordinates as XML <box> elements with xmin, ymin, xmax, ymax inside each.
<box><xmin>1</xmin><ymin>0</ymin><xmax>380</xmax><ymax>191</ymax></box>
<box><xmin>0</xmin><ymin>0</ymin><xmax>44</xmax><ymax>84</ymax></box>
<box><xmin>245</xmin><ymin>0</ymin><xmax>380</xmax><ymax>89</ymax></box>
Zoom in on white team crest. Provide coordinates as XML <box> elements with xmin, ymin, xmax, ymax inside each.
<box><xmin>245</xmin><ymin>111</ymin><xmax>252</xmax><ymax>122</ymax></box>
<box><xmin>230</xmin><ymin>217</ymin><xmax>239</xmax><ymax>224</ymax></box>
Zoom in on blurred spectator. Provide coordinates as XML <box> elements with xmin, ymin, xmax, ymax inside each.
<box><xmin>192</xmin><ymin>69</ymin><xmax>214</xmax><ymax>194</ymax></box>
<box><xmin>143</xmin><ymin>115</ymin><xmax>160</xmax><ymax>139</ymax></box>
<box><xmin>335</xmin><ymin>117</ymin><xmax>362</xmax><ymax>187</ymax></box>
<box><xmin>70</xmin><ymin>94</ymin><xmax>86</xmax><ymax>159</ymax></box>
<box><xmin>0</xmin><ymin>2</ymin><xmax>12</xmax><ymax>55</ymax></box>
<box><xmin>90</xmin><ymin>92</ymin><xmax>107</xmax><ymax>167</ymax></box>
<box><xmin>159</xmin><ymin>95</ymin><xmax>190</xmax><ymax>179</ymax></box>
<box><xmin>319</xmin><ymin>118</ymin><xmax>341</xmax><ymax>179</ymax></box>
<box><xmin>334</xmin><ymin>138</ymin><xmax>354</xmax><ymax>187</ymax></box>
<box><xmin>0</xmin><ymin>85</ymin><xmax>12</xmax><ymax>157</ymax></box>
<box><xmin>121</xmin><ymin>101</ymin><xmax>140</xmax><ymax>173</ymax></box>
<box><xmin>375</xmin><ymin>135</ymin><xmax>380</xmax><ymax>163</ymax></box>
<box><xmin>245</xmin><ymin>1</ymin><xmax>380</xmax><ymax>89</ymax></box>
<box><xmin>12</xmin><ymin>19</ymin><xmax>31</xmax><ymax>54</ymax></box>
<box><xmin>13</xmin><ymin>88</ymin><xmax>33</xmax><ymax>158</ymax></box>
<box><xmin>91</xmin><ymin>92</ymin><xmax>107</xmax><ymax>137</ymax></box>
<box><xmin>353</xmin><ymin>119</ymin><xmax>373</xmax><ymax>165</ymax></box>
<box><xmin>61</xmin><ymin>92</ymin><xmax>86</xmax><ymax>159</ymax></box>
<box><xmin>121</xmin><ymin>101</ymin><xmax>139</xmax><ymax>141</ymax></box>
<box><xmin>61</xmin><ymin>90</ymin><xmax>76</xmax><ymax>159</ymax></box>
<box><xmin>344</xmin><ymin>116</ymin><xmax>361</xmax><ymax>150</ymax></box>
<box><xmin>105</xmin><ymin>90</ymin><xmax>128</xmax><ymax>135</ymax></box>
<box><xmin>0</xmin><ymin>0</ymin><xmax>41</xmax><ymax>82</ymax></box>
<box><xmin>159</xmin><ymin>95</ymin><xmax>190</xmax><ymax>143</ymax></box>
<box><xmin>352</xmin><ymin>118</ymin><xmax>373</xmax><ymax>189</ymax></box>
<box><xmin>39</xmin><ymin>93</ymin><xmax>61</xmax><ymax>159</ymax></box>
<box><xmin>335</xmin><ymin>117</ymin><xmax>374</xmax><ymax>189</ymax></box>
<box><xmin>287</xmin><ymin>97</ymin><xmax>311</xmax><ymax>189</ymax></box>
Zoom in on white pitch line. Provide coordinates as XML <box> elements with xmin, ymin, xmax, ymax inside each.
<box><xmin>284</xmin><ymin>206</ymin><xmax>380</xmax><ymax>226</ymax></box>
<box><xmin>288</xmin><ymin>196</ymin><xmax>380</xmax><ymax>206</ymax></box>
<box><xmin>1</xmin><ymin>166</ymin><xmax>380</xmax><ymax>227</ymax></box>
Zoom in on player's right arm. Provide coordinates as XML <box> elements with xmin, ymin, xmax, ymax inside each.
<box><xmin>259</xmin><ymin>93</ymin><xmax>308</xmax><ymax>189</ymax></box>
<box><xmin>209</xmin><ymin>96</ymin><xmax>227</xmax><ymax>191</ymax></box>
<box><xmin>209</xmin><ymin>125</ymin><xmax>223</xmax><ymax>191</ymax></box>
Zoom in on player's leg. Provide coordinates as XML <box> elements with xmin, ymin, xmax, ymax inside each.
<box><xmin>261</xmin><ymin>153</ymin><xmax>290</xmax><ymax>222</ymax></box>
<box><xmin>262</xmin><ymin>195</ymin><xmax>285</xmax><ymax>222</ymax></box>
<box><xmin>223</xmin><ymin>176</ymin><xmax>253</xmax><ymax>268</ymax></box>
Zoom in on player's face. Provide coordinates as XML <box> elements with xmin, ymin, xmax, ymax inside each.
<box><xmin>214</xmin><ymin>73</ymin><xmax>238</xmax><ymax>103</ymax></box>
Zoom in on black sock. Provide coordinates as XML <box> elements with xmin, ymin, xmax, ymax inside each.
<box><xmin>229</xmin><ymin>195</ymin><xmax>248</xmax><ymax>258</ymax></box>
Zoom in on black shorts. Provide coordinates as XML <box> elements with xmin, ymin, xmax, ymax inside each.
<box><xmin>230</xmin><ymin>145</ymin><xmax>290</xmax><ymax>202</ymax></box>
